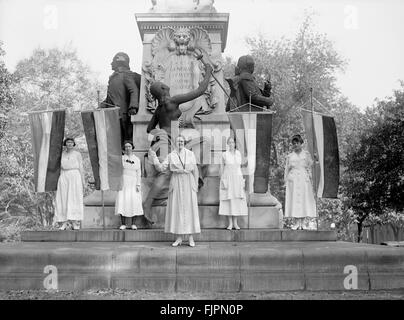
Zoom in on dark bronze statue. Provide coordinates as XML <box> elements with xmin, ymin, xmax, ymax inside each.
<box><xmin>100</xmin><ymin>52</ymin><xmax>141</xmax><ymax>147</ymax></box>
<box><xmin>143</xmin><ymin>55</ymin><xmax>213</xmax><ymax>222</ymax></box>
<box><xmin>226</xmin><ymin>55</ymin><xmax>274</xmax><ymax>112</ymax></box>
<box><xmin>146</xmin><ymin>61</ymin><xmax>213</xmax><ymax>135</ymax></box>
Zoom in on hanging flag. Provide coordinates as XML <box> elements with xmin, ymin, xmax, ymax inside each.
<box><xmin>29</xmin><ymin>109</ymin><xmax>66</xmax><ymax>192</ymax></box>
<box><xmin>302</xmin><ymin>110</ymin><xmax>339</xmax><ymax>198</ymax></box>
<box><xmin>227</xmin><ymin>112</ymin><xmax>273</xmax><ymax>194</ymax></box>
<box><xmin>81</xmin><ymin>108</ymin><xmax>123</xmax><ymax>191</ymax></box>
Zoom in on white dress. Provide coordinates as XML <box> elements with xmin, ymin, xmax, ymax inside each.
<box><xmin>115</xmin><ymin>154</ymin><xmax>144</xmax><ymax>217</ymax></box>
<box><xmin>153</xmin><ymin>148</ymin><xmax>200</xmax><ymax>235</ymax></box>
<box><xmin>218</xmin><ymin>150</ymin><xmax>248</xmax><ymax>216</ymax></box>
<box><xmin>284</xmin><ymin>150</ymin><xmax>317</xmax><ymax>218</ymax></box>
<box><xmin>55</xmin><ymin>150</ymin><xmax>84</xmax><ymax>222</ymax></box>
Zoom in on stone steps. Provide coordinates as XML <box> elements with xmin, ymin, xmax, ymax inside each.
<box><xmin>21</xmin><ymin>229</ymin><xmax>337</xmax><ymax>242</ymax></box>
<box><xmin>1</xmin><ymin>241</ymin><xmax>403</xmax><ymax>292</ymax></box>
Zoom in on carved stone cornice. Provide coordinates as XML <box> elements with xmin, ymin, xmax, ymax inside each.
<box><xmin>135</xmin><ymin>12</ymin><xmax>229</xmax><ymax>52</ymax></box>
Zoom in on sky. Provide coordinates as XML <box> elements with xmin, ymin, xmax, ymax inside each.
<box><xmin>0</xmin><ymin>0</ymin><xmax>403</xmax><ymax>110</ymax></box>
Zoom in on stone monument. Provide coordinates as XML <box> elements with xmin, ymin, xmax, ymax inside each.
<box><xmin>83</xmin><ymin>0</ymin><xmax>282</xmax><ymax>229</ymax></box>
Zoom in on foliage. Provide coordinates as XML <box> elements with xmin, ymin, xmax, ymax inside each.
<box><xmin>373</xmin><ymin>211</ymin><xmax>404</xmax><ymax>241</ymax></box>
<box><xmin>246</xmin><ymin>12</ymin><xmax>346</xmax><ymax>141</ymax></box>
<box><xmin>13</xmin><ymin>45</ymin><xmax>103</xmax><ymax>135</ymax></box>
<box><xmin>342</xmin><ymin>84</ymin><xmax>404</xmax><ymax>241</ymax></box>
<box><xmin>1</xmin><ymin>13</ymin><xmax>403</xmax><ymax>243</ymax></box>
<box><xmin>243</xmin><ymin>13</ymin><xmax>348</xmax><ymax>206</ymax></box>
<box><xmin>0</xmin><ymin>41</ymin><xmax>14</xmax><ymax>140</ymax></box>
<box><xmin>227</xmin><ymin>12</ymin><xmax>403</xmax><ymax>242</ymax></box>
<box><xmin>241</xmin><ymin>12</ymin><xmax>357</xmax><ymax>235</ymax></box>
<box><xmin>1</xmin><ymin>46</ymin><xmax>104</xmax><ymax>241</ymax></box>
<box><xmin>328</xmin><ymin>97</ymin><xmax>367</xmax><ymax>163</ymax></box>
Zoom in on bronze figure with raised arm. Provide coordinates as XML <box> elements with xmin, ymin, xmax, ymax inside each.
<box><xmin>143</xmin><ymin>53</ymin><xmax>213</xmax><ymax>224</ymax></box>
<box><xmin>146</xmin><ymin>54</ymin><xmax>213</xmax><ymax>135</ymax></box>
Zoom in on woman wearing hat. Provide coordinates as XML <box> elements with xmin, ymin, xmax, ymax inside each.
<box><xmin>115</xmin><ymin>140</ymin><xmax>144</xmax><ymax>230</ymax></box>
<box><xmin>284</xmin><ymin>134</ymin><xmax>317</xmax><ymax>230</ymax></box>
<box><xmin>55</xmin><ymin>137</ymin><xmax>85</xmax><ymax>230</ymax></box>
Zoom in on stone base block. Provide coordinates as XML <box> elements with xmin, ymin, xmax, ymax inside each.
<box><xmin>83</xmin><ymin>180</ymin><xmax>283</xmax><ymax>208</ymax></box>
<box><xmin>82</xmin><ymin>205</ymin><xmax>281</xmax><ymax>229</ymax></box>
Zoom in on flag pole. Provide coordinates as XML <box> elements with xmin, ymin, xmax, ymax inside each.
<box><xmin>97</xmin><ymin>90</ymin><xmax>106</xmax><ymax>230</ymax></box>
<box><xmin>227</xmin><ymin>92</ymin><xmax>275</xmax><ymax>230</ymax></box>
<box><xmin>247</xmin><ymin>93</ymin><xmax>253</xmax><ymax>229</ymax></box>
<box><xmin>310</xmin><ymin>88</ymin><xmax>319</xmax><ymax>231</ymax></box>
<box><xmin>248</xmin><ymin>180</ymin><xmax>251</xmax><ymax>229</ymax></box>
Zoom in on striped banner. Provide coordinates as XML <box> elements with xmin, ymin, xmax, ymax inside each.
<box><xmin>29</xmin><ymin>110</ymin><xmax>65</xmax><ymax>192</ymax></box>
<box><xmin>302</xmin><ymin>110</ymin><xmax>340</xmax><ymax>198</ymax></box>
<box><xmin>227</xmin><ymin>112</ymin><xmax>273</xmax><ymax>194</ymax></box>
<box><xmin>81</xmin><ymin>108</ymin><xmax>123</xmax><ymax>191</ymax></box>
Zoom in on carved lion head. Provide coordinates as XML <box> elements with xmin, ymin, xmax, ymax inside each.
<box><xmin>173</xmin><ymin>28</ymin><xmax>191</xmax><ymax>46</ymax></box>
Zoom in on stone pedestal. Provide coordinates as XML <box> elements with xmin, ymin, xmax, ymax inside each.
<box><xmin>132</xmin><ymin>11</ymin><xmax>231</xmax><ymax>149</ymax></box>
<box><xmin>83</xmin><ymin>190</ymin><xmax>282</xmax><ymax>229</ymax></box>
<box><xmin>83</xmin><ymin>10</ymin><xmax>282</xmax><ymax>229</ymax></box>
<box><xmin>82</xmin><ymin>205</ymin><xmax>281</xmax><ymax>229</ymax></box>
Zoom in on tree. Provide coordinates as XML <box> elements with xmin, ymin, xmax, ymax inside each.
<box><xmin>0</xmin><ymin>42</ymin><xmax>42</xmax><ymax>241</ymax></box>
<box><xmin>13</xmin><ymin>45</ymin><xmax>103</xmax><ymax>136</ymax></box>
<box><xmin>0</xmin><ymin>41</ymin><xmax>14</xmax><ymax>140</ymax></box>
<box><xmin>0</xmin><ymin>40</ymin><xmax>15</xmax><ymax>211</ymax></box>
<box><xmin>328</xmin><ymin>96</ymin><xmax>367</xmax><ymax>163</ymax></box>
<box><xmin>1</xmin><ymin>46</ymin><xmax>104</xmax><ymax>239</ymax></box>
<box><xmin>343</xmin><ymin>84</ymin><xmax>404</xmax><ymax>241</ymax></box>
<box><xmin>244</xmin><ymin>12</ymin><xmax>350</xmax><ymax>213</ymax></box>
<box><xmin>246</xmin><ymin>12</ymin><xmax>346</xmax><ymax>149</ymax></box>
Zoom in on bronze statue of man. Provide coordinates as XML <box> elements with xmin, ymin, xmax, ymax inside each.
<box><xmin>226</xmin><ymin>55</ymin><xmax>274</xmax><ymax>112</ymax></box>
<box><xmin>143</xmin><ymin>55</ymin><xmax>213</xmax><ymax>222</ymax></box>
<box><xmin>100</xmin><ymin>52</ymin><xmax>141</xmax><ymax>147</ymax></box>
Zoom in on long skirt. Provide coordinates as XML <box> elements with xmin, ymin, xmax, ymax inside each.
<box><xmin>165</xmin><ymin>172</ymin><xmax>200</xmax><ymax>235</ymax></box>
<box><xmin>219</xmin><ymin>198</ymin><xmax>248</xmax><ymax>216</ymax></box>
<box><xmin>218</xmin><ymin>168</ymin><xmax>248</xmax><ymax>216</ymax></box>
<box><xmin>55</xmin><ymin>169</ymin><xmax>83</xmax><ymax>222</ymax></box>
<box><xmin>284</xmin><ymin>169</ymin><xmax>316</xmax><ymax>218</ymax></box>
<box><xmin>115</xmin><ymin>174</ymin><xmax>144</xmax><ymax>217</ymax></box>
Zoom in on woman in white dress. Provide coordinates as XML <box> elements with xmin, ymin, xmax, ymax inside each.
<box><xmin>115</xmin><ymin>141</ymin><xmax>144</xmax><ymax>230</ymax></box>
<box><xmin>284</xmin><ymin>134</ymin><xmax>317</xmax><ymax>230</ymax></box>
<box><xmin>219</xmin><ymin>136</ymin><xmax>248</xmax><ymax>230</ymax></box>
<box><xmin>149</xmin><ymin>135</ymin><xmax>200</xmax><ymax>247</ymax></box>
<box><xmin>55</xmin><ymin>137</ymin><xmax>85</xmax><ymax>230</ymax></box>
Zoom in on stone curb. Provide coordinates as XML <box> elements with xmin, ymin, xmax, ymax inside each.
<box><xmin>0</xmin><ymin>242</ymin><xmax>403</xmax><ymax>292</ymax></box>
